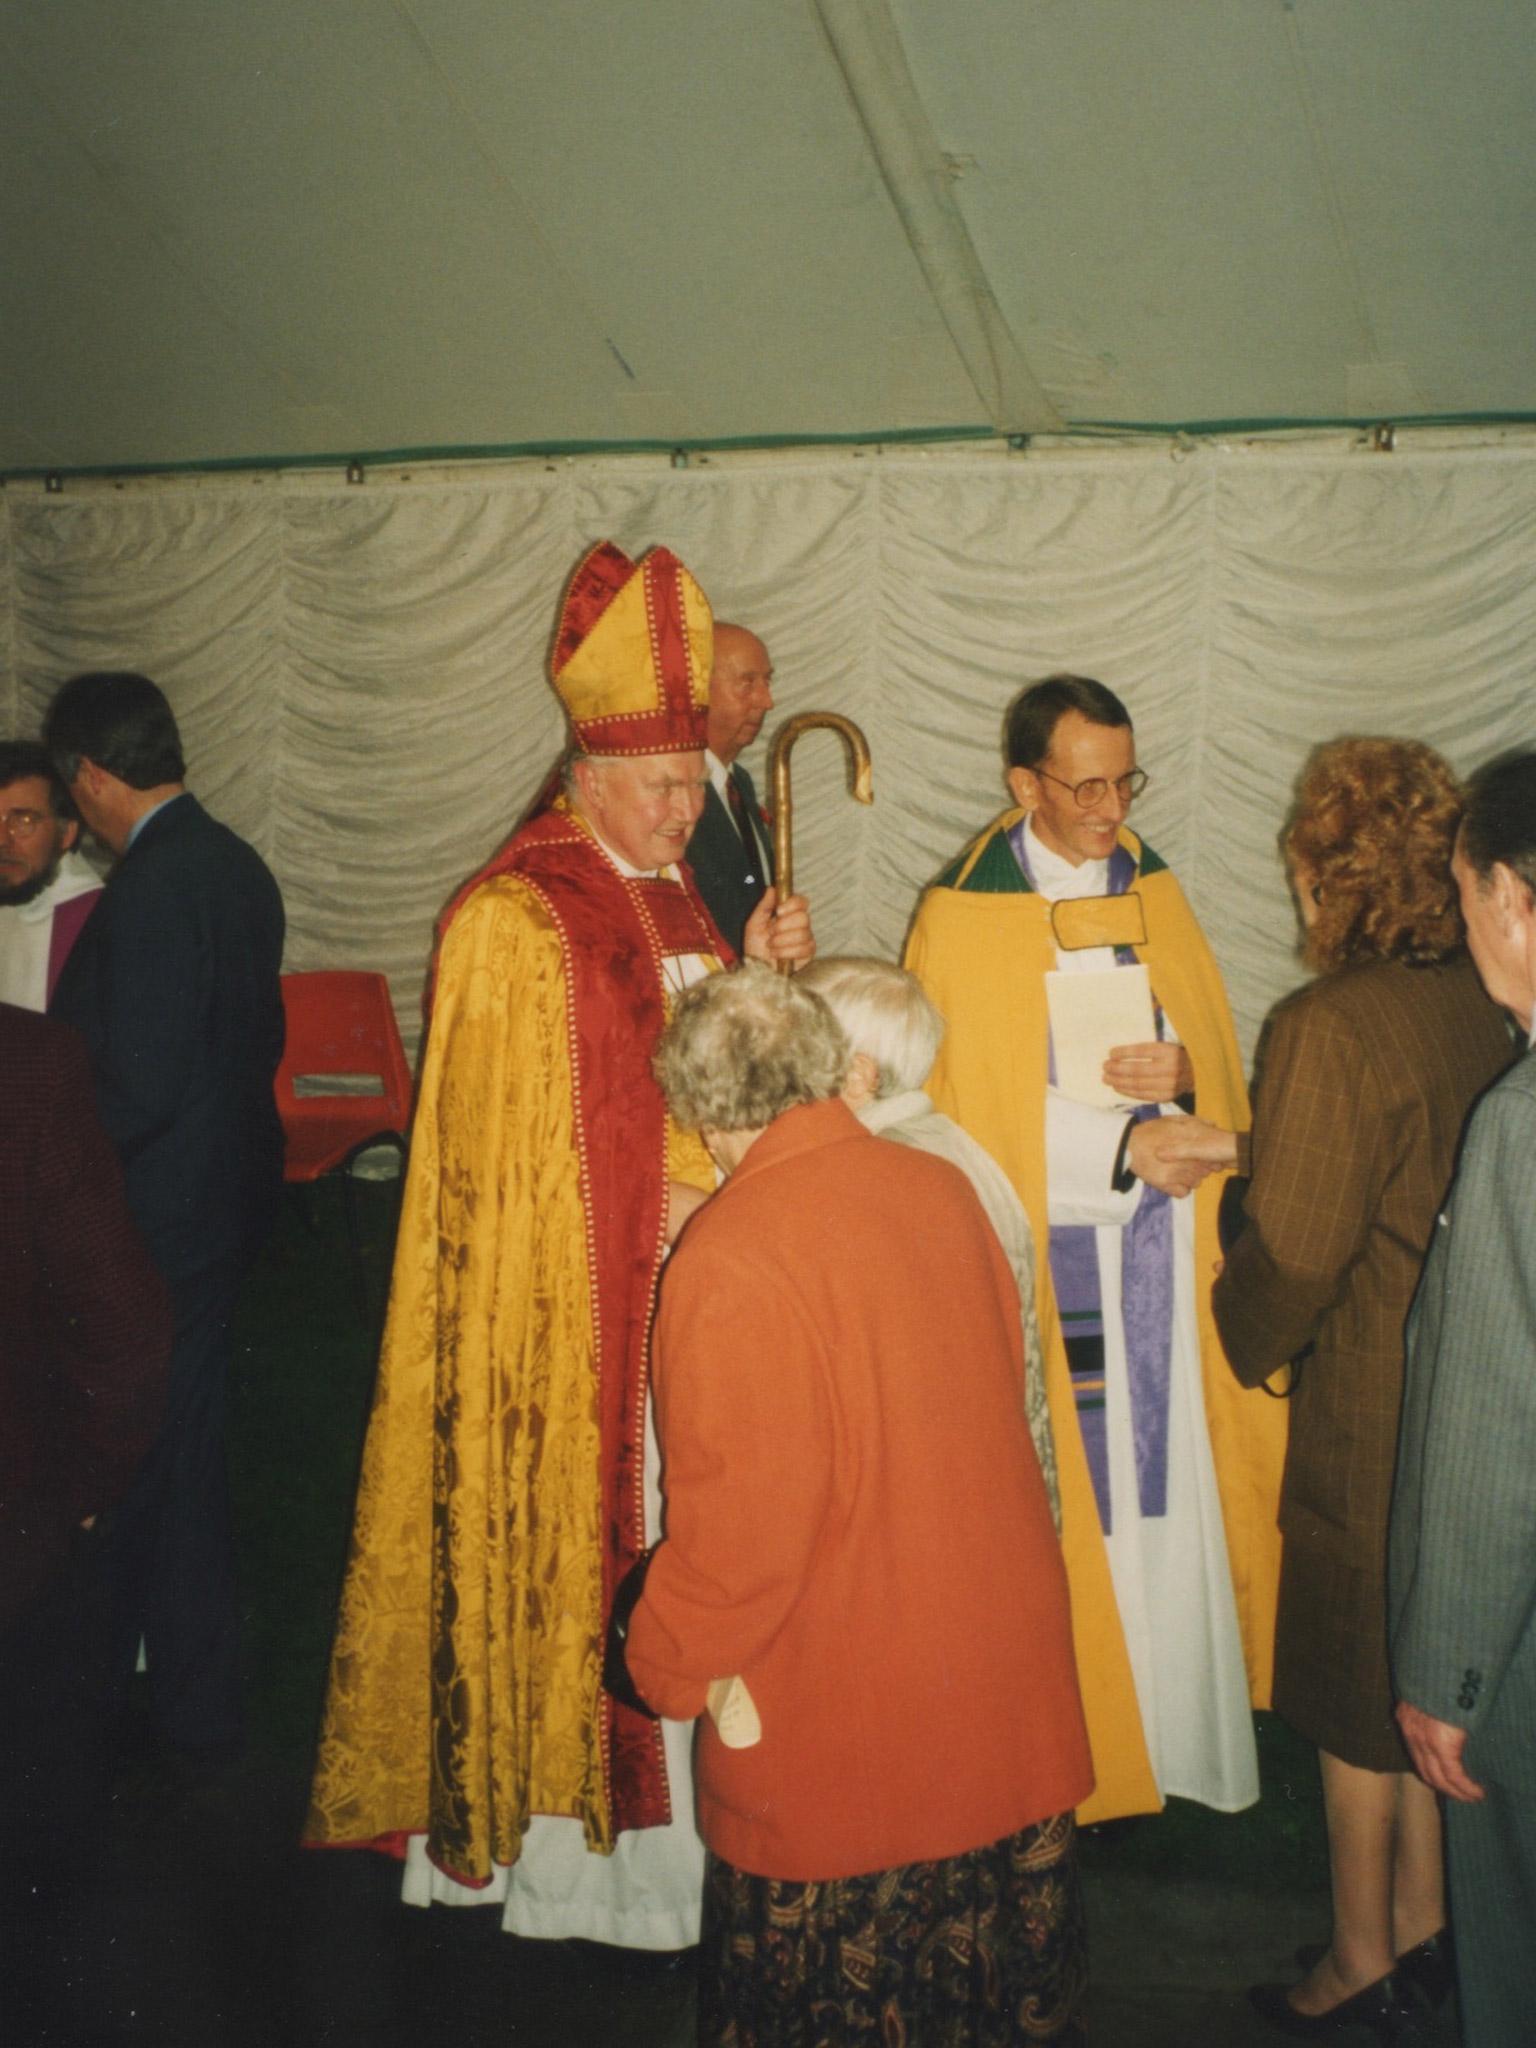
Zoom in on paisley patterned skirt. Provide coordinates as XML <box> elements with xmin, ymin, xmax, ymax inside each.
<box><xmin>698</xmin><ymin>1812</ymin><xmax>1087</xmax><ymax>2046</ymax></box>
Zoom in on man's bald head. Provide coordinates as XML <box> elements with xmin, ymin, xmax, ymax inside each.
<box><xmin>706</xmin><ymin>623</ymin><xmax>775</xmax><ymax>765</ymax></box>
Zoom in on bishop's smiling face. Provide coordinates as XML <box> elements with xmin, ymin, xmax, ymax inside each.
<box><xmin>572</xmin><ymin>750</ymin><xmax>709</xmax><ymax>872</ymax></box>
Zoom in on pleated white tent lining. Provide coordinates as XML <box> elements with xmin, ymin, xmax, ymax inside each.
<box><xmin>3</xmin><ymin>438</ymin><xmax>1532</xmax><ymax>1061</ymax></box>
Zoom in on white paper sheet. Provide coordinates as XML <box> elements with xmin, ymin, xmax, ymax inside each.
<box><xmin>1046</xmin><ymin>965</ymin><xmax>1156</xmax><ymax>1107</ymax></box>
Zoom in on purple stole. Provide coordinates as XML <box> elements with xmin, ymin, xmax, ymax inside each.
<box><xmin>1008</xmin><ymin>822</ymin><xmax>1174</xmax><ymax>1535</ymax></box>
<box><xmin>45</xmin><ymin>889</ymin><xmax>102</xmax><ymax>1006</ymax></box>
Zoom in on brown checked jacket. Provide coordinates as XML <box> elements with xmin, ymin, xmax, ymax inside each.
<box><xmin>1213</xmin><ymin>951</ymin><xmax>1511</xmax><ymax>1767</ymax></box>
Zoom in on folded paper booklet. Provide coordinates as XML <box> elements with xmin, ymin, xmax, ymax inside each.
<box><xmin>706</xmin><ymin>1675</ymin><xmax>761</xmax><ymax>1748</ymax></box>
<box><xmin>1045</xmin><ymin>964</ymin><xmax>1156</xmax><ymax>1108</ymax></box>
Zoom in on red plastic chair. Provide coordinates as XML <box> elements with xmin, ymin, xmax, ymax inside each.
<box><xmin>275</xmin><ymin>971</ymin><xmax>414</xmax><ymax>1316</ymax></box>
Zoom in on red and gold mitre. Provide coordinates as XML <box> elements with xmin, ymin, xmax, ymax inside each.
<box><xmin>551</xmin><ymin>540</ymin><xmax>713</xmax><ymax>756</ymax></box>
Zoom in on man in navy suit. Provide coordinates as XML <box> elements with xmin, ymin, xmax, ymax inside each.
<box><xmin>685</xmin><ymin>622</ymin><xmax>777</xmax><ymax>953</ymax></box>
<box><xmin>45</xmin><ymin>671</ymin><xmax>286</xmax><ymax>1759</ymax></box>
<box><xmin>1391</xmin><ymin>750</ymin><xmax>1536</xmax><ymax>2045</ymax></box>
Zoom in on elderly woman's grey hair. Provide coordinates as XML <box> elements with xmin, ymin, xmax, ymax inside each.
<box><xmin>654</xmin><ymin>962</ymin><xmax>850</xmax><ymax>1133</ymax></box>
<box><xmin>796</xmin><ymin>957</ymin><xmax>944</xmax><ymax>1099</ymax></box>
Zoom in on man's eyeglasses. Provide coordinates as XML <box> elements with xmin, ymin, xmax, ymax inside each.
<box><xmin>1034</xmin><ymin>768</ymin><xmax>1150</xmax><ymax>808</ymax></box>
<box><xmin>0</xmin><ymin>808</ymin><xmax>50</xmax><ymax>838</ymax></box>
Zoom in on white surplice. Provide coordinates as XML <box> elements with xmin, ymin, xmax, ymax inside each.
<box><xmin>1029</xmin><ymin>818</ymin><xmax>1258</xmax><ymax>1812</ymax></box>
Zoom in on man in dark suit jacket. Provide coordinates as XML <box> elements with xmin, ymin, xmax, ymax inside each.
<box><xmin>1391</xmin><ymin>750</ymin><xmax>1536</xmax><ymax>2047</ymax></box>
<box><xmin>45</xmin><ymin>671</ymin><xmax>286</xmax><ymax>1758</ymax></box>
<box><xmin>685</xmin><ymin>621</ymin><xmax>777</xmax><ymax>953</ymax></box>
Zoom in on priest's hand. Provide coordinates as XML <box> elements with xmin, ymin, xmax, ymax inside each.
<box><xmin>1396</xmin><ymin>1701</ymin><xmax>1484</xmax><ymax>1803</ymax></box>
<box><xmin>1104</xmin><ymin>1040</ymin><xmax>1195</xmax><ymax>1103</ymax></box>
<box><xmin>743</xmin><ymin>887</ymin><xmax>815</xmax><ymax>968</ymax></box>
<box><xmin>1126</xmin><ymin>1117</ymin><xmax>1217</xmax><ymax>1198</ymax></box>
<box><xmin>1154</xmin><ymin>1114</ymin><xmax>1240</xmax><ymax>1172</ymax></box>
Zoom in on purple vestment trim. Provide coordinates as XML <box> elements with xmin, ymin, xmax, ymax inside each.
<box><xmin>46</xmin><ymin>888</ymin><xmax>103</xmax><ymax>1008</ymax></box>
<box><xmin>1009</xmin><ymin>820</ymin><xmax>1174</xmax><ymax>1531</ymax></box>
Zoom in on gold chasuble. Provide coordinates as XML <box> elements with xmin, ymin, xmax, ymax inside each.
<box><xmin>905</xmin><ymin>813</ymin><xmax>1286</xmax><ymax>1825</ymax></box>
<box><xmin>306</xmin><ymin>803</ymin><xmax>719</xmax><ymax>1883</ymax></box>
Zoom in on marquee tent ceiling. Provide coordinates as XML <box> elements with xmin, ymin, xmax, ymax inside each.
<box><xmin>4</xmin><ymin>0</ymin><xmax>1533</xmax><ymax>476</ymax></box>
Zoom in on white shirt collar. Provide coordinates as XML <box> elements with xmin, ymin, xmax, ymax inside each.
<box><xmin>13</xmin><ymin>848</ymin><xmax>103</xmax><ymax>924</ymax></box>
<box><xmin>1023</xmin><ymin>814</ymin><xmax>1109</xmax><ymax>902</ymax></box>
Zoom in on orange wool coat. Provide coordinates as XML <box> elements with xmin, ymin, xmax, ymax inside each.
<box><xmin>626</xmin><ymin>1098</ymin><xmax>1093</xmax><ymax>1883</ymax></box>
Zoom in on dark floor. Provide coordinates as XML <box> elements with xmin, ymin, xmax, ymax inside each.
<box><xmin>4</xmin><ymin>1754</ymin><xmax>1460</xmax><ymax>2048</ymax></box>
<box><xmin>1</xmin><ymin>1184</ymin><xmax>1463</xmax><ymax>2046</ymax></box>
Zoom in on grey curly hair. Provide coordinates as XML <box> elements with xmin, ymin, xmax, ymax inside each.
<box><xmin>653</xmin><ymin>962</ymin><xmax>850</xmax><ymax>1133</ymax></box>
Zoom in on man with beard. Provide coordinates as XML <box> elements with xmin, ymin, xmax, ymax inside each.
<box><xmin>0</xmin><ymin>740</ymin><xmax>102</xmax><ymax>1010</ymax></box>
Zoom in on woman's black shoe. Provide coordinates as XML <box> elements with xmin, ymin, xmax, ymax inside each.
<box><xmin>1293</xmin><ymin>1929</ymin><xmax>1454</xmax><ymax>2011</ymax></box>
<box><xmin>1249</xmin><ymin>1969</ymin><xmax>1417</xmax><ymax>2041</ymax></box>
<box><xmin>1396</xmin><ymin>1929</ymin><xmax>1454</xmax><ymax>2009</ymax></box>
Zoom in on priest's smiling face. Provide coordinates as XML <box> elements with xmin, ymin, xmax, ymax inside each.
<box><xmin>1006</xmin><ymin>710</ymin><xmax>1139</xmax><ymax>868</ymax></box>
<box><xmin>572</xmin><ymin>750</ymin><xmax>710</xmax><ymax>873</ymax></box>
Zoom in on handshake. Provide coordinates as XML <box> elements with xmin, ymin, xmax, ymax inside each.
<box><xmin>1097</xmin><ymin>1040</ymin><xmax>1240</xmax><ymax>1198</ymax></box>
<box><xmin>1125</xmin><ymin>1114</ymin><xmax>1239</xmax><ymax>1199</ymax></box>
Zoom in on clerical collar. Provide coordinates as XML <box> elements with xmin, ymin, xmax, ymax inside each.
<box><xmin>1023</xmin><ymin>815</ymin><xmax>1109</xmax><ymax>902</ymax></box>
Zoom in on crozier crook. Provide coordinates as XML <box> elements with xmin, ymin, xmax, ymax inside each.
<box><xmin>768</xmin><ymin>713</ymin><xmax>874</xmax><ymax>975</ymax></box>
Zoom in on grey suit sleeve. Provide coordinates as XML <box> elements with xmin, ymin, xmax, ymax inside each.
<box><xmin>1391</xmin><ymin>1078</ymin><xmax>1536</xmax><ymax>1730</ymax></box>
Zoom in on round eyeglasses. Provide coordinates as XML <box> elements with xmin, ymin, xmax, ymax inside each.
<box><xmin>0</xmin><ymin>808</ymin><xmax>51</xmax><ymax>839</ymax></box>
<box><xmin>1034</xmin><ymin>768</ymin><xmax>1150</xmax><ymax>808</ymax></box>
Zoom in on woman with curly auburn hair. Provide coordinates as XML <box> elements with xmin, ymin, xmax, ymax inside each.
<box><xmin>1286</xmin><ymin>739</ymin><xmax>1467</xmax><ymax>973</ymax></box>
<box><xmin>1207</xmin><ymin>737</ymin><xmax>1513</xmax><ymax>2041</ymax></box>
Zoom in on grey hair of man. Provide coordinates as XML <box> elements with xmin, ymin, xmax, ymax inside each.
<box><xmin>1460</xmin><ymin>749</ymin><xmax>1536</xmax><ymax>902</ymax></box>
<box><xmin>560</xmin><ymin>748</ymin><xmax>617</xmax><ymax>797</ymax></box>
<box><xmin>796</xmin><ymin>956</ymin><xmax>944</xmax><ymax>1099</ymax></box>
<box><xmin>654</xmin><ymin>961</ymin><xmax>849</xmax><ymax>1134</ymax></box>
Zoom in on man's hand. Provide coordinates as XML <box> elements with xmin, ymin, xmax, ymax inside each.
<box><xmin>1104</xmin><ymin>1041</ymin><xmax>1195</xmax><ymax>1104</ymax></box>
<box><xmin>1154</xmin><ymin>1114</ymin><xmax>1240</xmax><ymax>1172</ymax></box>
<box><xmin>742</xmin><ymin>888</ymin><xmax>815</xmax><ymax>968</ymax></box>
<box><xmin>1396</xmin><ymin>1702</ymin><xmax>1485</xmax><ymax>1803</ymax></box>
<box><xmin>1127</xmin><ymin>1117</ymin><xmax>1217</xmax><ymax>1198</ymax></box>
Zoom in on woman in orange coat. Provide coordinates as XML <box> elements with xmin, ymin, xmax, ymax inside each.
<box><xmin>615</xmin><ymin>963</ymin><xmax>1093</xmax><ymax>2046</ymax></box>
